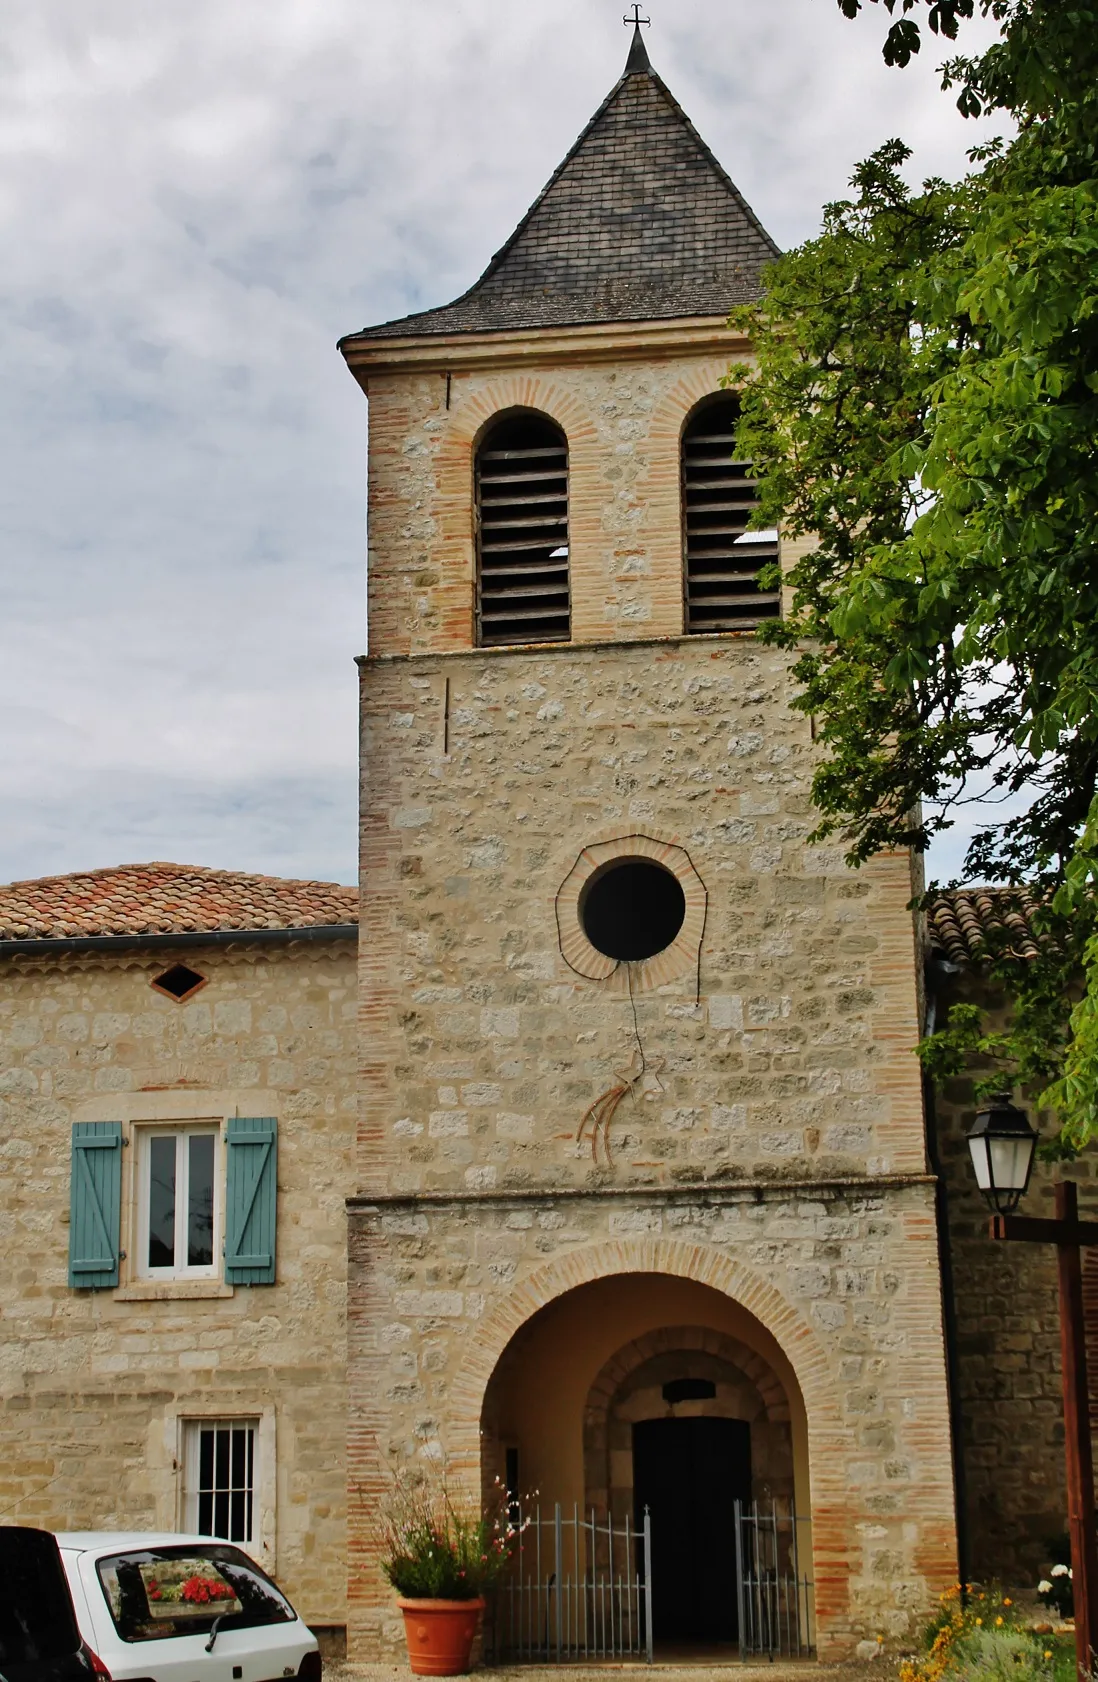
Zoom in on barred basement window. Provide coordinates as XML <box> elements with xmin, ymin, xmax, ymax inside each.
<box><xmin>183</xmin><ymin>1418</ymin><xmax>258</xmax><ymax>1546</ymax></box>
<box><xmin>682</xmin><ymin>396</ymin><xmax>780</xmax><ymax>633</ymax></box>
<box><xmin>476</xmin><ymin>412</ymin><xmax>570</xmax><ymax>647</ymax></box>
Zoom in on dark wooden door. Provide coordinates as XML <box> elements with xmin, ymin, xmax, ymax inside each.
<box><xmin>633</xmin><ymin>1416</ymin><xmax>751</xmax><ymax>1643</ymax></box>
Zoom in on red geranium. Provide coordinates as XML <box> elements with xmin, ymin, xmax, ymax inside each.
<box><xmin>180</xmin><ymin>1575</ymin><xmax>233</xmax><ymax>1605</ymax></box>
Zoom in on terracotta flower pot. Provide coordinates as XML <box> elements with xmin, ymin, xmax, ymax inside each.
<box><xmin>396</xmin><ymin>1595</ymin><xmax>485</xmax><ymax>1676</ymax></box>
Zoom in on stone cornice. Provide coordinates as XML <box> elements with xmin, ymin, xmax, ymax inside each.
<box><xmin>355</xmin><ymin>629</ymin><xmax>767</xmax><ymax>670</ymax></box>
<box><xmin>347</xmin><ymin>1173</ymin><xmax>936</xmax><ymax>1213</ymax></box>
<box><xmin>340</xmin><ymin>315</ymin><xmax>751</xmax><ymax>384</ymax></box>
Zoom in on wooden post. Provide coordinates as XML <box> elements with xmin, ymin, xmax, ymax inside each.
<box><xmin>1055</xmin><ymin>1182</ymin><xmax>1098</xmax><ymax>1678</ymax></box>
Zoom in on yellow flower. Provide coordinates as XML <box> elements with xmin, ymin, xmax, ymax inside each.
<box><xmin>996</xmin><ymin>1617</ymin><xmax>1004</xmax><ymax>1627</ymax></box>
<box><xmin>1003</xmin><ymin>1598</ymin><xmax>1013</xmax><ymax>1607</ymax></box>
<box><xmin>975</xmin><ymin>1618</ymin><xmax>983</xmax><ymax>1626</ymax></box>
<box><xmin>1044</xmin><ymin>1653</ymin><xmax>1053</xmax><ymax>1661</ymax></box>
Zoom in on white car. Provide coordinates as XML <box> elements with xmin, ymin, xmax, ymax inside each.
<box><xmin>56</xmin><ymin>1533</ymin><xmax>321</xmax><ymax>1682</ymax></box>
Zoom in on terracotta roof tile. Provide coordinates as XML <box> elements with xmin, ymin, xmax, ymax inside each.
<box><xmin>927</xmin><ymin>888</ymin><xmax>1044</xmax><ymax>966</ymax></box>
<box><xmin>0</xmin><ymin>863</ymin><xmax>358</xmax><ymax>941</ymax></box>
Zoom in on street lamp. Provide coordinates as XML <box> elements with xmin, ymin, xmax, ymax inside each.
<box><xmin>965</xmin><ymin>1095</ymin><xmax>1039</xmax><ymax>1215</ymax></box>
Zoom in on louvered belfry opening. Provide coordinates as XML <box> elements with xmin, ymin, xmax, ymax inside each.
<box><xmin>683</xmin><ymin>398</ymin><xmax>781</xmax><ymax>633</ymax></box>
<box><xmin>476</xmin><ymin>412</ymin><xmax>570</xmax><ymax>647</ymax></box>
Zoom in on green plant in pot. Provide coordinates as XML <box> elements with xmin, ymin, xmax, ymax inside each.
<box><xmin>380</xmin><ymin>1470</ymin><xmax>517</xmax><ymax>1676</ymax></box>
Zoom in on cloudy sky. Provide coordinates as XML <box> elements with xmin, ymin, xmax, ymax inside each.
<box><xmin>0</xmin><ymin>0</ymin><xmax>1006</xmax><ymax>889</ymax></box>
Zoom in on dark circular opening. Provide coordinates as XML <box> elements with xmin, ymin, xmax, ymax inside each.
<box><xmin>580</xmin><ymin>859</ymin><xmax>687</xmax><ymax>963</ymax></box>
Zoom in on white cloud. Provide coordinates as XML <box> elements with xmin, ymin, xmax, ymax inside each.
<box><xmin>0</xmin><ymin>0</ymin><xmax>1007</xmax><ymax>885</ymax></box>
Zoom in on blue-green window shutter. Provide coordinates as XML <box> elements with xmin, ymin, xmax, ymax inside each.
<box><xmin>225</xmin><ymin>1118</ymin><xmax>277</xmax><ymax>1285</ymax></box>
<box><xmin>69</xmin><ymin>1123</ymin><xmax>123</xmax><ymax>1289</ymax></box>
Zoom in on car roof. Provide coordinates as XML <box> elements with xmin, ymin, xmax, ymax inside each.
<box><xmin>56</xmin><ymin>1532</ymin><xmax>232</xmax><ymax>1554</ymax></box>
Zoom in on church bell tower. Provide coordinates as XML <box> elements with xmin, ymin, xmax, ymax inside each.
<box><xmin>339</xmin><ymin>25</ymin><xmax>958</xmax><ymax>1663</ymax></box>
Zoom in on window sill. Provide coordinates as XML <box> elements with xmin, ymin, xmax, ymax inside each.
<box><xmin>114</xmin><ymin>1280</ymin><xmax>234</xmax><ymax>1301</ymax></box>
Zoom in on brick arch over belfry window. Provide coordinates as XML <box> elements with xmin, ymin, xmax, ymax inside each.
<box><xmin>475</xmin><ymin>410</ymin><xmax>571</xmax><ymax>647</ymax></box>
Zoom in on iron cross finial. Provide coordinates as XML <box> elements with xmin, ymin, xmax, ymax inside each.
<box><xmin>623</xmin><ymin>5</ymin><xmax>651</xmax><ymax>28</ymax></box>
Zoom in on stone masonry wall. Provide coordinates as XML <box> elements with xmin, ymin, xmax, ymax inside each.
<box><xmin>0</xmin><ymin>939</ymin><xmax>356</xmax><ymax>1631</ymax></box>
<box><xmin>352</xmin><ymin>636</ymin><xmax>958</xmax><ymax>1655</ymax></box>
<box><xmin>358</xmin><ymin>636</ymin><xmax>928</xmax><ymax>1198</ymax></box>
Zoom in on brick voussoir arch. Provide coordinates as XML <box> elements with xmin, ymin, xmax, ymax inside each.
<box><xmin>447</xmin><ymin>375</ymin><xmax>594</xmax><ymax>453</ymax></box>
<box><xmin>582</xmin><ymin>1323</ymin><xmax>795</xmax><ymax>1518</ymax></box>
<box><xmin>584</xmin><ymin>1324</ymin><xmax>791</xmax><ymax>1425</ymax></box>
<box><xmin>646</xmin><ymin>359</ymin><xmax>751</xmax><ymax>454</ymax></box>
<box><xmin>449</xmin><ymin>1237</ymin><xmax>844</xmax><ymax>1478</ymax></box>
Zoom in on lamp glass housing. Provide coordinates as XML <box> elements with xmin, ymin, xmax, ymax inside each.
<box><xmin>965</xmin><ymin>1098</ymin><xmax>1038</xmax><ymax>1214</ymax></box>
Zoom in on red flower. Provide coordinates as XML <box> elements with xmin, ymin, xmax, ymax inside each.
<box><xmin>180</xmin><ymin>1575</ymin><xmax>231</xmax><ymax>1605</ymax></box>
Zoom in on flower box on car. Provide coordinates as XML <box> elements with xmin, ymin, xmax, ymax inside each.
<box><xmin>140</xmin><ymin>1564</ymin><xmax>240</xmax><ymax>1618</ymax></box>
<box><xmin>56</xmin><ymin>1532</ymin><xmax>321</xmax><ymax>1681</ymax></box>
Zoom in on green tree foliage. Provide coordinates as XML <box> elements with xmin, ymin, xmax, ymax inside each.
<box><xmin>732</xmin><ymin>2</ymin><xmax>1098</xmax><ymax>1140</ymax></box>
<box><xmin>833</xmin><ymin>0</ymin><xmax>979</xmax><ymax>79</ymax></box>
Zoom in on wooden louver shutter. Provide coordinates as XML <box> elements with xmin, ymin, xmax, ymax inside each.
<box><xmin>683</xmin><ymin>400</ymin><xmax>781</xmax><ymax>633</ymax></box>
<box><xmin>69</xmin><ymin>1122</ymin><xmax>122</xmax><ymax>1289</ymax></box>
<box><xmin>224</xmin><ymin>1117</ymin><xmax>277</xmax><ymax>1285</ymax></box>
<box><xmin>476</xmin><ymin>414</ymin><xmax>570</xmax><ymax>646</ymax></box>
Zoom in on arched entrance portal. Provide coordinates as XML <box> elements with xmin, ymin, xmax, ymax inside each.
<box><xmin>480</xmin><ymin>1272</ymin><xmax>810</xmax><ymax>1650</ymax></box>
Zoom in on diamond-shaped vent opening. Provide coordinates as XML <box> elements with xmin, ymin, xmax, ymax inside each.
<box><xmin>151</xmin><ymin>963</ymin><xmax>207</xmax><ymax>1002</ymax></box>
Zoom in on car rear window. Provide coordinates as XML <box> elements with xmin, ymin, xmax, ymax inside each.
<box><xmin>0</xmin><ymin>1527</ymin><xmax>81</xmax><ymax>1664</ymax></box>
<box><xmin>94</xmin><ymin>1544</ymin><xmax>294</xmax><ymax>1644</ymax></box>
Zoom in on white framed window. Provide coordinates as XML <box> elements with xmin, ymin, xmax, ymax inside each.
<box><xmin>136</xmin><ymin>1125</ymin><xmax>220</xmax><ymax>1280</ymax></box>
<box><xmin>182</xmin><ymin>1418</ymin><xmax>259</xmax><ymax>1547</ymax></box>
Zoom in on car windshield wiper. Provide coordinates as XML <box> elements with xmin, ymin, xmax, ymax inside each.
<box><xmin>205</xmin><ymin>1613</ymin><xmax>228</xmax><ymax>1653</ymax></box>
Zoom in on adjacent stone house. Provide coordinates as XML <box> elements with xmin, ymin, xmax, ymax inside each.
<box><xmin>0</xmin><ymin>863</ymin><xmax>357</xmax><ymax>1647</ymax></box>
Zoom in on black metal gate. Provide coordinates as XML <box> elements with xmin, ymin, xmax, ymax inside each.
<box><xmin>485</xmin><ymin>1503</ymin><xmax>654</xmax><ymax>1664</ymax></box>
<box><xmin>734</xmin><ymin>1500</ymin><xmax>815</xmax><ymax>1658</ymax></box>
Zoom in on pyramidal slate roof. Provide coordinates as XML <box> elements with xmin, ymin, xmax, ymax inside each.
<box><xmin>343</xmin><ymin>27</ymin><xmax>780</xmax><ymax>344</ymax></box>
